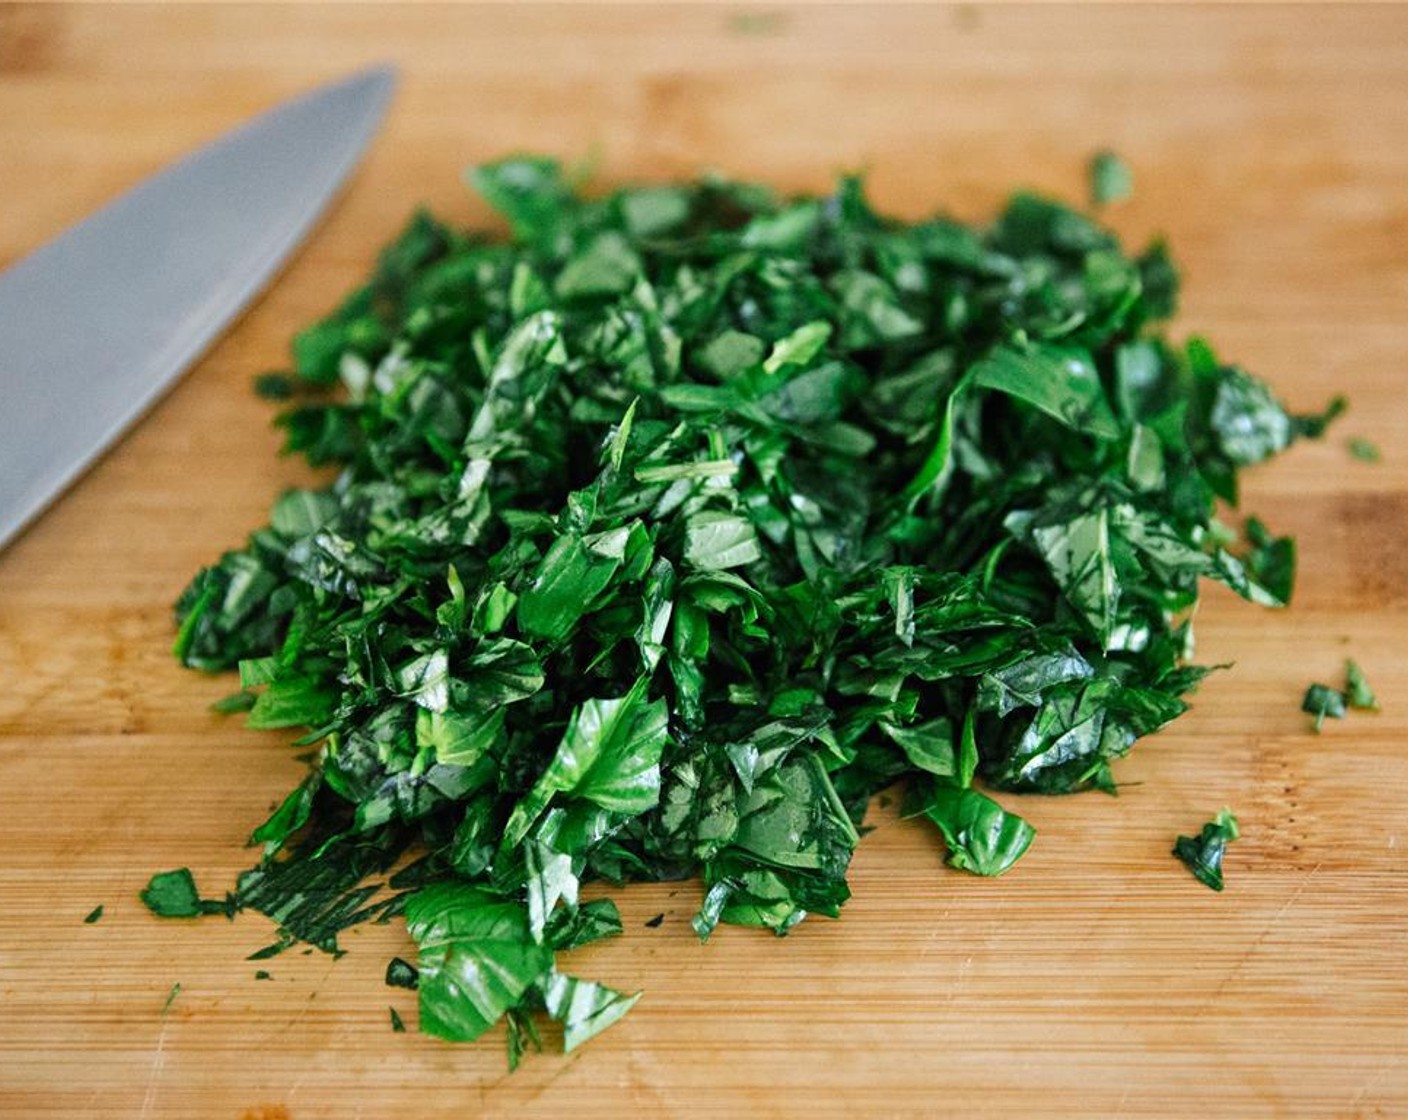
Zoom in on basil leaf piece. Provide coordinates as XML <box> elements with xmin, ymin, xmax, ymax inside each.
<box><xmin>541</xmin><ymin>973</ymin><xmax>642</xmax><ymax>1051</ymax></box>
<box><xmin>1345</xmin><ymin>659</ymin><xmax>1379</xmax><ymax>711</ymax></box>
<box><xmin>1302</xmin><ymin>683</ymin><xmax>1348</xmax><ymax>732</ymax></box>
<box><xmin>404</xmin><ymin>885</ymin><xmax>554</xmax><ymax>1043</ymax></box>
<box><xmin>385</xmin><ymin>957</ymin><xmax>419</xmax><ymax>990</ymax></box>
<box><xmin>141</xmin><ymin>868</ymin><xmax>231</xmax><ymax>918</ymax></box>
<box><xmin>1347</xmin><ymin>437</ymin><xmax>1381</xmax><ymax>463</ymax></box>
<box><xmin>1173</xmin><ymin>808</ymin><xmax>1240</xmax><ymax>891</ymax></box>
<box><xmin>971</xmin><ymin>344</ymin><xmax>1122</xmax><ymax>441</ymax></box>
<box><xmin>923</xmin><ymin>787</ymin><xmax>1036</xmax><ymax>877</ymax></box>
<box><xmin>1089</xmin><ymin>150</ymin><xmax>1133</xmax><ymax>206</ymax></box>
<box><xmin>502</xmin><ymin>678</ymin><xmax>669</xmax><ymax>846</ymax></box>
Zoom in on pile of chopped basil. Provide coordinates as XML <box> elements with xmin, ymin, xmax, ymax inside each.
<box><xmin>164</xmin><ymin>156</ymin><xmax>1334</xmax><ymax>1062</ymax></box>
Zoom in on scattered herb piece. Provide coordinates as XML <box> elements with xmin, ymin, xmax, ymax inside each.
<box><xmin>140</xmin><ymin>868</ymin><xmax>232</xmax><ymax>918</ymax></box>
<box><xmin>1090</xmin><ymin>150</ymin><xmax>1133</xmax><ymax>205</ymax></box>
<box><xmin>83</xmin><ymin>905</ymin><xmax>104</xmax><ymax>924</ymax></box>
<box><xmin>161</xmin><ymin>982</ymin><xmax>181</xmax><ymax>1015</ymax></box>
<box><xmin>160</xmin><ymin>158</ymin><xmax>1333</xmax><ymax>1065</ymax></box>
<box><xmin>506</xmin><ymin>1007</ymin><xmax>542</xmax><ymax>1070</ymax></box>
<box><xmin>254</xmin><ymin>970</ymin><xmax>272</xmax><ymax>980</ymax></box>
<box><xmin>543</xmin><ymin>972</ymin><xmax>642</xmax><ymax>1051</ymax></box>
<box><xmin>1347</xmin><ymin>437</ymin><xmax>1381</xmax><ymax>463</ymax></box>
<box><xmin>142</xmin><ymin>869</ymin><xmax>201</xmax><ymax>917</ymax></box>
<box><xmin>210</xmin><ymin>691</ymin><xmax>257</xmax><ymax>714</ymax></box>
<box><xmin>248</xmin><ymin>939</ymin><xmax>292</xmax><ymax>961</ymax></box>
<box><xmin>1172</xmin><ymin>808</ymin><xmax>1240</xmax><ymax>891</ymax></box>
<box><xmin>390</xmin><ymin>1006</ymin><xmax>407</xmax><ymax>1032</ymax></box>
<box><xmin>644</xmin><ymin>913</ymin><xmax>665</xmax><ymax>929</ymax></box>
<box><xmin>385</xmin><ymin>957</ymin><xmax>419</xmax><ymax>990</ymax></box>
<box><xmin>1345</xmin><ymin>659</ymin><xmax>1379</xmax><ymax>712</ymax></box>
<box><xmin>253</xmin><ymin>372</ymin><xmax>297</xmax><ymax>401</ymax></box>
<box><xmin>1237</xmin><ymin>516</ymin><xmax>1296</xmax><ymax>607</ymax></box>
<box><xmin>1293</xmin><ymin>394</ymin><xmax>1347</xmax><ymax>439</ymax></box>
<box><xmin>1302</xmin><ymin>683</ymin><xmax>1348</xmax><ymax>732</ymax></box>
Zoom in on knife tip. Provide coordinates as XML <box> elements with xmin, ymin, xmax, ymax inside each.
<box><xmin>315</xmin><ymin>63</ymin><xmax>398</xmax><ymax>118</ymax></box>
<box><xmin>351</xmin><ymin>62</ymin><xmax>400</xmax><ymax>99</ymax></box>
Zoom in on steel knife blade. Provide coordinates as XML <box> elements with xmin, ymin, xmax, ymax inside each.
<box><xmin>0</xmin><ymin>65</ymin><xmax>397</xmax><ymax>550</ymax></box>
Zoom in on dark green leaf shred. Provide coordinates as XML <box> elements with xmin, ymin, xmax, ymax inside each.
<box><xmin>385</xmin><ymin>957</ymin><xmax>419</xmax><ymax>990</ymax></box>
<box><xmin>210</xmin><ymin>690</ymin><xmax>257</xmax><ymax>714</ymax></box>
<box><xmin>1302</xmin><ymin>683</ymin><xmax>1348</xmax><ymax>732</ymax></box>
<box><xmin>84</xmin><ymin>905</ymin><xmax>104</xmax><ymax>924</ymax></box>
<box><xmin>157</xmin><ymin>157</ymin><xmax>1330</xmax><ymax>1063</ymax></box>
<box><xmin>141</xmin><ymin>868</ymin><xmax>232</xmax><ymax>919</ymax></box>
<box><xmin>1172</xmin><ymin>808</ymin><xmax>1239</xmax><ymax>891</ymax></box>
<box><xmin>253</xmin><ymin>372</ymin><xmax>298</xmax><ymax>401</ymax></box>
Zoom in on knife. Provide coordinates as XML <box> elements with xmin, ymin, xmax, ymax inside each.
<box><xmin>0</xmin><ymin>65</ymin><xmax>396</xmax><ymax>551</ymax></box>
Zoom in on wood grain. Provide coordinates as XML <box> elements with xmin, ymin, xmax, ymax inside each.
<box><xmin>2</xmin><ymin>4</ymin><xmax>1407</xmax><ymax>1117</ymax></box>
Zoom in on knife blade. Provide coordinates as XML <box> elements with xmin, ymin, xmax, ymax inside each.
<box><xmin>0</xmin><ymin>65</ymin><xmax>397</xmax><ymax>551</ymax></box>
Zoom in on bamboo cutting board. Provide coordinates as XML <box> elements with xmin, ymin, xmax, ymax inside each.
<box><xmin>1</xmin><ymin>5</ymin><xmax>1406</xmax><ymax>1117</ymax></box>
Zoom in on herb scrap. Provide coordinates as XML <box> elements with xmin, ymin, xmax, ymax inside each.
<box><xmin>210</xmin><ymin>690</ymin><xmax>257</xmax><ymax>714</ymax></box>
<box><xmin>1347</xmin><ymin>437</ymin><xmax>1381</xmax><ymax>463</ymax></box>
<box><xmin>385</xmin><ymin>957</ymin><xmax>419</xmax><ymax>990</ymax></box>
<box><xmin>390</xmin><ymin>1006</ymin><xmax>407</xmax><ymax>1033</ymax></box>
<box><xmin>83</xmin><ymin>905</ymin><xmax>104</xmax><ymax>924</ymax></box>
<box><xmin>161</xmin><ymin>157</ymin><xmax>1332</xmax><ymax>1064</ymax></box>
<box><xmin>254</xmin><ymin>372</ymin><xmax>297</xmax><ymax>401</ymax></box>
<box><xmin>141</xmin><ymin>868</ymin><xmax>233</xmax><ymax>919</ymax></box>
<box><xmin>1301</xmin><ymin>659</ymin><xmax>1378</xmax><ymax>731</ymax></box>
<box><xmin>254</xmin><ymin>970</ymin><xmax>273</xmax><ymax>980</ymax></box>
<box><xmin>1173</xmin><ymin>808</ymin><xmax>1240</xmax><ymax>891</ymax></box>
<box><xmin>142</xmin><ymin>870</ymin><xmax>203</xmax><ymax>918</ymax></box>
<box><xmin>1345</xmin><ymin>659</ymin><xmax>1379</xmax><ymax>712</ymax></box>
<box><xmin>1090</xmin><ymin>150</ymin><xmax>1133</xmax><ymax>206</ymax></box>
<box><xmin>1302</xmin><ymin>683</ymin><xmax>1348</xmax><ymax>732</ymax></box>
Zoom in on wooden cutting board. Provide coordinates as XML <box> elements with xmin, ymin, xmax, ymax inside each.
<box><xmin>1</xmin><ymin>5</ymin><xmax>1405</xmax><ymax>1117</ymax></box>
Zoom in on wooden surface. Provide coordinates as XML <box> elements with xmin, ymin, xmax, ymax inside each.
<box><xmin>2</xmin><ymin>4</ymin><xmax>1407</xmax><ymax>1117</ymax></box>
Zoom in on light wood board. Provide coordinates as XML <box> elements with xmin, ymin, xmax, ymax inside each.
<box><xmin>1</xmin><ymin>4</ymin><xmax>1406</xmax><ymax>1117</ymax></box>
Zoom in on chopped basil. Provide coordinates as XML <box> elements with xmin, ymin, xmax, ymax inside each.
<box><xmin>1302</xmin><ymin>660</ymin><xmax>1378</xmax><ymax>731</ymax></box>
<box><xmin>1346</xmin><ymin>659</ymin><xmax>1379</xmax><ymax>711</ymax></box>
<box><xmin>1089</xmin><ymin>150</ymin><xmax>1133</xmax><ymax>205</ymax></box>
<box><xmin>253</xmin><ymin>372</ymin><xmax>297</xmax><ymax>401</ymax></box>
<box><xmin>210</xmin><ymin>690</ymin><xmax>257</xmax><ymax>714</ymax></box>
<box><xmin>140</xmin><ymin>868</ymin><xmax>232</xmax><ymax>919</ymax></box>
<box><xmin>157</xmin><ymin>158</ymin><xmax>1333</xmax><ymax>1063</ymax></box>
<box><xmin>1173</xmin><ymin>808</ymin><xmax>1240</xmax><ymax>891</ymax></box>
<box><xmin>385</xmin><ymin>957</ymin><xmax>419</xmax><ymax>990</ymax></box>
<box><xmin>1347</xmin><ymin>437</ymin><xmax>1381</xmax><ymax>463</ymax></box>
<box><xmin>1303</xmin><ymin>683</ymin><xmax>1348</xmax><ymax>732</ymax></box>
